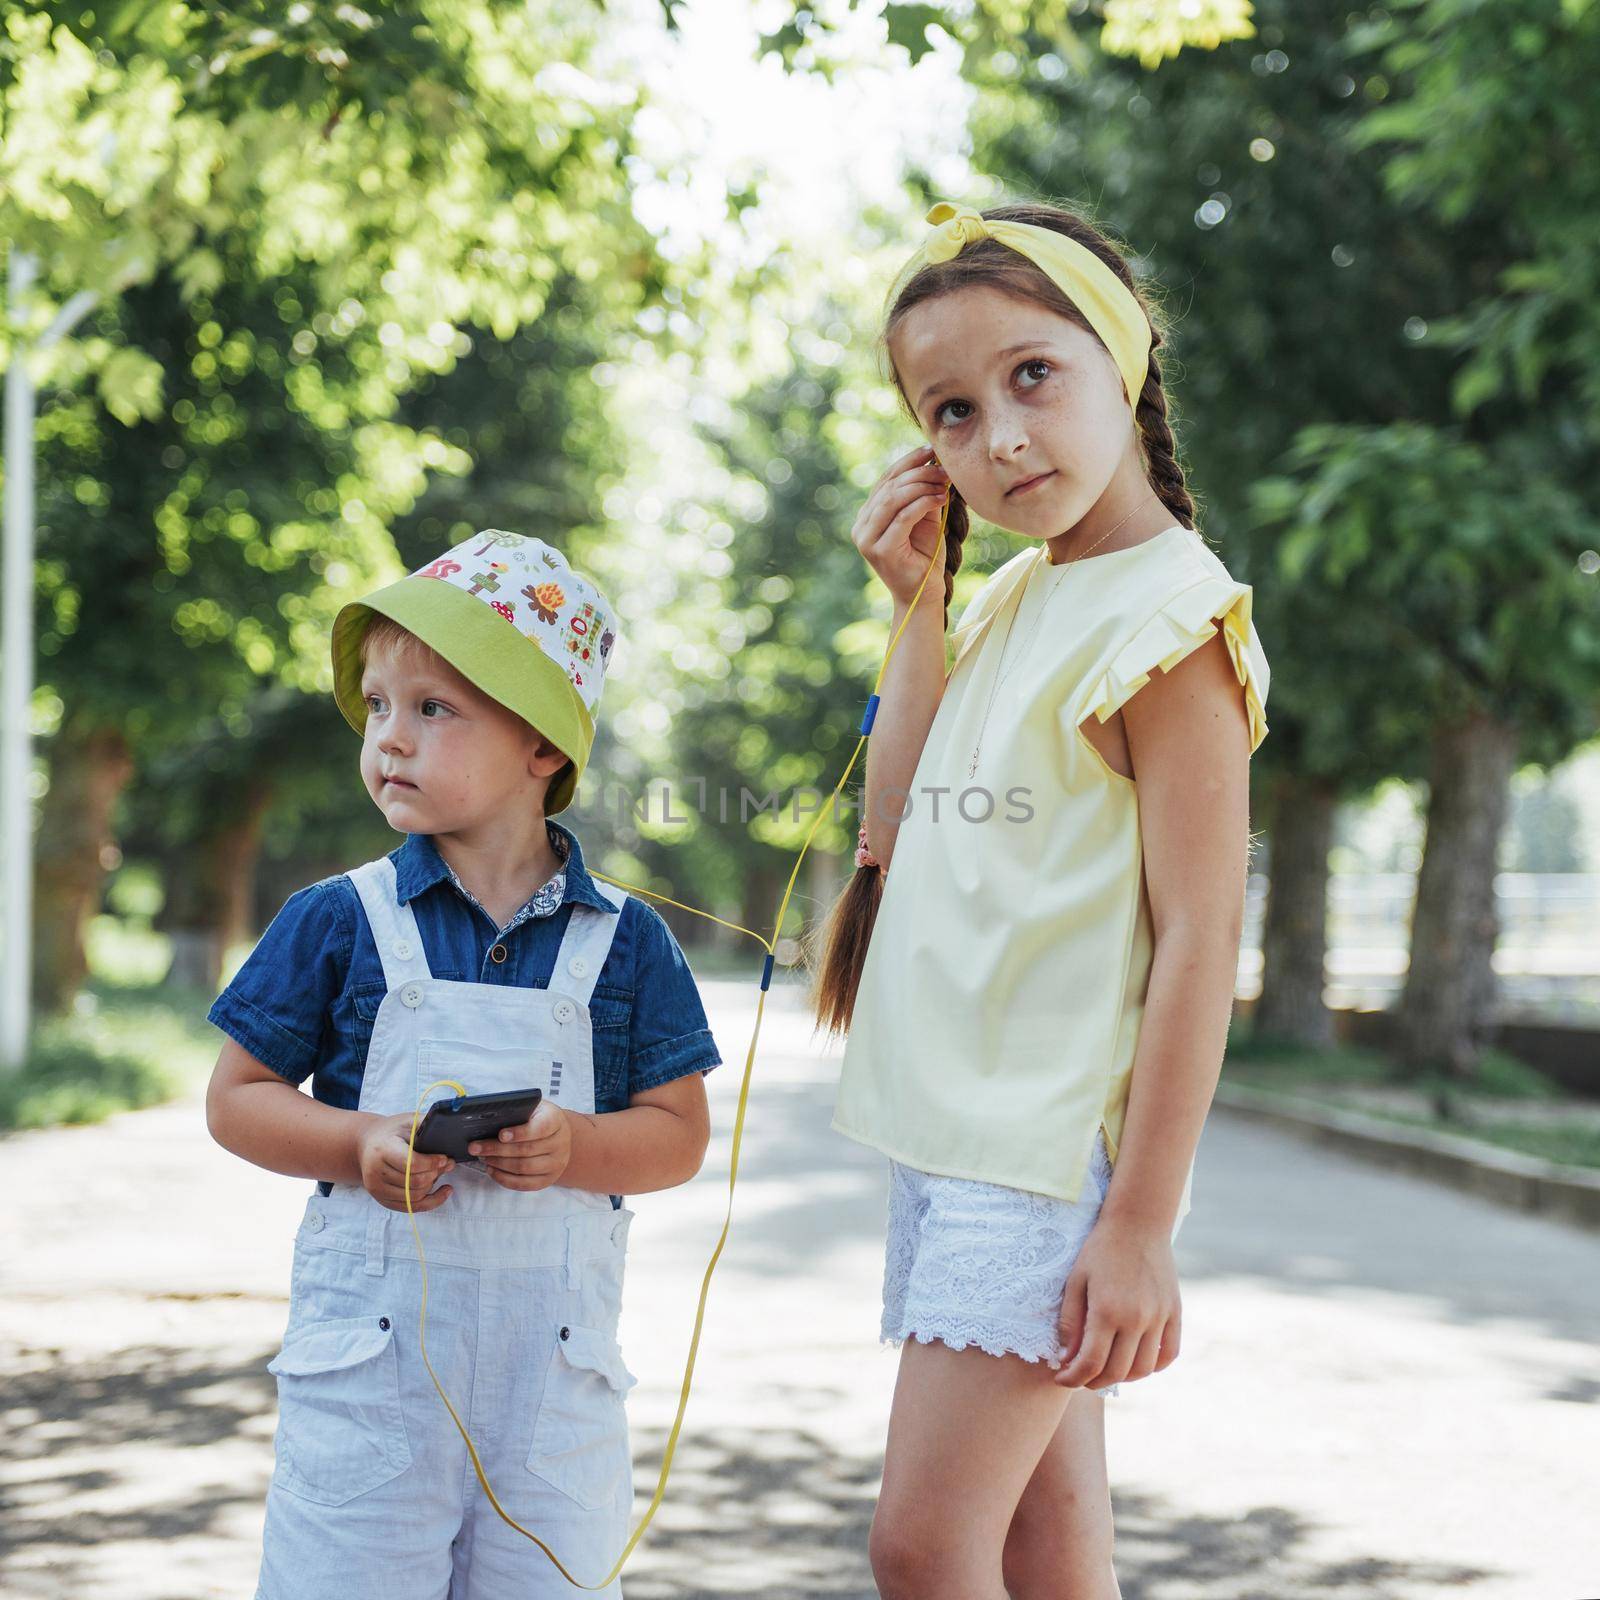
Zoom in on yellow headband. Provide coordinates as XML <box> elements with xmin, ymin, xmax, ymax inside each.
<box><xmin>886</xmin><ymin>200</ymin><xmax>1152</xmax><ymax>415</ymax></box>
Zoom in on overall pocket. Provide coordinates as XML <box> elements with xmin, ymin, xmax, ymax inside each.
<box><xmin>267</xmin><ymin>1314</ymin><xmax>412</xmax><ymax>1505</ymax></box>
<box><xmin>526</xmin><ymin>1323</ymin><xmax>638</xmax><ymax>1510</ymax></box>
<box><xmin>417</xmin><ymin>1040</ymin><xmax>561</xmax><ymax>1115</ymax></box>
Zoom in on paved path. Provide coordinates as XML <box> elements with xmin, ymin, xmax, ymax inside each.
<box><xmin>3</xmin><ymin>978</ymin><xmax>1598</xmax><ymax>1598</ymax></box>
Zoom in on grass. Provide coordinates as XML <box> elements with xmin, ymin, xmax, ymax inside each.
<box><xmin>0</xmin><ymin>984</ymin><xmax>220</xmax><ymax>1133</ymax></box>
<box><xmin>1364</xmin><ymin>1110</ymin><xmax>1600</xmax><ymax>1170</ymax></box>
<box><xmin>1225</xmin><ymin>1019</ymin><xmax>1600</xmax><ymax>1170</ymax></box>
<box><xmin>1226</xmin><ymin>1032</ymin><xmax>1568</xmax><ymax>1101</ymax></box>
<box><xmin>0</xmin><ymin>918</ymin><xmax>220</xmax><ymax>1135</ymax></box>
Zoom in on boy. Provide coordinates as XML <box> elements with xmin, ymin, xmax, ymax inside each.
<box><xmin>205</xmin><ymin>531</ymin><xmax>721</xmax><ymax>1599</ymax></box>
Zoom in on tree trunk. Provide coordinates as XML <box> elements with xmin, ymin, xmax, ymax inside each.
<box><xmin>1396</xmin><ymin>709</ymin><xmax>1519</xmax><ymax>1078</ymax></box>
<box><xmin>159</xmin><ymin>787</ymin><xmax>274</xmax><ymax>992</ymax></box>
<box><xmin>1253</xmin><ymin>772</ymin><xmax>1338</xmax><ymax>1047</ymax></box>
<box><xmin>33</xmin><ymin>719</ymin><xmax>135</xmax><ymax>1014</ymax></box>
<box><xmin>740</xmin><ymin>863</ymin><xmax>788</xmax><ymax>961</ymax></box>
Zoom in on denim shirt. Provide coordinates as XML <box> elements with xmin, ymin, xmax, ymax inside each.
<box><xmin>207</xmin><ymin>819</ymin><xmax>722</xmax><ymax>1207</ymax></box>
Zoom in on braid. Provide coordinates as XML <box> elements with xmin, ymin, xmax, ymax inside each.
<box><xmin>803</xmin><ymin>482</ymin><xmax>971</xmax><ymax>1039</ymax></box>
<box><xmin>938</xmin><ymin>487</ymin><xmax>972</xmax><ymax>626</ymax></box>
<box><xmin>1132</xmin><ymin>334</ymin><xmax>1197</xmax><ymax>531</ymax></box>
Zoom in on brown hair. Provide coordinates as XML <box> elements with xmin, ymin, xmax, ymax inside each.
<box><xmin>802</xmin><ymin>198</ymin><xmax>1197</xmax><ymax>1040</ymax></box>
<box><xmin>360</xmin><ymin>613</ymin><xmax>441</xmax><ymax>672</ymax></box>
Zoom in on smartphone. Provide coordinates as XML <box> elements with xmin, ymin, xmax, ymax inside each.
<box><xmin>411</xmin><ymin>1087</ymin><xmax>543</xmax><ymax>1161</ymax></box>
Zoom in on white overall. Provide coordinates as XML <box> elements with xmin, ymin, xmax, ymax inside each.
<box><xmin>257</xmin><ymin>855</ymin><xmax>638</xmax><ymax>1600</ymax></box>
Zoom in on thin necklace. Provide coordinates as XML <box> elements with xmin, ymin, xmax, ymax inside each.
<box><xmin>967</xmin><ymin>495</ymin><xmax>1158</xmax><ymax>779</ymax></box>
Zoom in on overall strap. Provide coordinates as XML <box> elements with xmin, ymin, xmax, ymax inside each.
<box><xmin>549</xmin><ymin>880</ymin><xmax>628</xmax><ymax>1008</ymax></box>
<box><xmin>346</xmin><ymin>857</ymin><xmax>434</xmax><ymax>990</ymax></box>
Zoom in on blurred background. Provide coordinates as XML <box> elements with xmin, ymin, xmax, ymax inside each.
<box><xmin>3</xmin><ymin>2</ymin><xmax>1599</xmax><ymax>1597</ymax></box>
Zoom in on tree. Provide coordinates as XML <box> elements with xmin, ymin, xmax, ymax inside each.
<box><xmin>6</xmin><ymin>0</ymin><xmax>666</xmax><ymax>1013</ymax></box>
<box><xmin>1335</xmin><ymin>0</ymin><xmax>1600</xmax><ymax>1069</ymax></box>
<box><xmin>966</xmin><ymin>0</ymin><xmax>1600</xmax><ymax>1070</ymax></box>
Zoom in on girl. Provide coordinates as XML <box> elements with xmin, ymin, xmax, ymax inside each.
<box><xmin>807</xmin><ymin>199</ymin><xmax>1271</xmax><ymax>1599</ymax></box>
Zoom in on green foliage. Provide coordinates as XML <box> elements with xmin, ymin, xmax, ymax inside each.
<box><xmin>32</xmin><ymin>258</ymin><xmax>442</xmax><ymax>742</ymax></box>
<box><xmin>623</xmin><ymin>334</ymin><xmax>873</xmax><ymax>917</ymax></box>
<box><xmin>1224</xmin><ymin>1037</ymin><xmax>1600</xmax><ymax>1169</ymax></box>
<box><xmin>1432</xmin><ymin>1117</ymin><xmax>1600</xmax><ymax>1170</ymax></box>
<box><xmin>3</xmin><ymin>1</ymin><xmax>653</xmax><ymax>410</ymax></box>
<box><xmin>1225</xmin><ymin>1032</ymin><xmax>1396</xmax><ymax>1076</ymax></box>
<box><xmin>1248</xmin><ymin>419</ymin><xmax>1600</xmax><ymax>764</ymax></box>
<box><xmin>1343</xmin><ymin>0</ymin><xmax>1600</xmax><ymax>425</ymax></box>
<box><xmin>1464</xmin><ymin>1047</ymin><xmax>1570</xmax><ymax>1101</ymax></box>
<box><xmin>759</xmin><ymin>0</ymin><xmax>1255</xmax><ymax>75</ymax></box>
<box><xmin>6</xmin><ymin>0</ymin><xmax>686</xmax><ymax>1031</ymax></box>
<box><xmin>883</xmin><ymin>4</ymin><xmax>947</xmax><ymax>65</ymax></box>
<box><xmin>0</xmin><ymin>986</ymin><xmax>202</xmax><ymax>1131</ymax></box>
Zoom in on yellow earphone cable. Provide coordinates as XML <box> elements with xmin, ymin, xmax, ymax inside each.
<box><xmin>399</xmin><ymin>487</ymin><xmax>953</xmax><ymax>1588</ymax></box>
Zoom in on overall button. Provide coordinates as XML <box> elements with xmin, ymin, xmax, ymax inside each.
<box><xmin>393</xmin><ymin>939</ymin><xmax>413</xmax><ymax>961</ymax></box>
<box><xmin>490</xmin><ymin>944</ymin><xmax>508</xmax><ymax>964</ymax></box>
<box><xmin>400</xmin><ymin>983</ymin><xmax>424</xmax><ymax>1008</ymax></box>
<box><xmin>307</xmin><ymin>1211</ymin><xmax>325</xmax><ymax>1233</ymax></box>
<box><xmin>611</xmin><ymin>1221</ymin><xmax>626</xmax><ymax>1246</ymax></box>
<box><xmin>559</xmin><ymin>1326</ymin><xmax>571</xmax><ymax>1341</ymax></box>
<box><xmin>567</xmin><ymin>956</ymin><xmax>588</xmax><ymax>978</ymax></box>
<box><xmin>552</xmin><ymin>998</ymin><xmax>576</xmax><ymax>1024</ymax></box>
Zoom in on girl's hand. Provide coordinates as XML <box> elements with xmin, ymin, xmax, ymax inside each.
<box><xmin>469</xmin><ymin>1099</ymin><xmax>573</xmax><ymax>1192</ymax></box>
<box><xmin>852</xmin><ymin>444</ymin><xmax>952</xmax><ymax>609</ymax></box>
<box><xmin>357</xmin><ymin>1112</ymin><xmax>455</xmax><ymax>1213</ymax></box>
<box><xmin>1053</xmin><ymin>1216</ymin><xmax>1181</xmax><ymax>1390</ymax></box>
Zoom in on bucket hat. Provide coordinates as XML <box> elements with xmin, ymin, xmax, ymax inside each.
<box><xmin>331</xmin><ymin>530</ymin><xmax>618</xmax><ymax>816</ymax></box>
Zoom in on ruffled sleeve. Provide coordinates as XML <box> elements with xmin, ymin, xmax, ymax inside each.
<box><xmin>1082</xmin><ymin>575</ymin><xmax>1270</xmax><ymax>754</ymax></box>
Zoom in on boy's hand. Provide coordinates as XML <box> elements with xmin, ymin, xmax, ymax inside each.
<box><xmin>470</xmin><ymin>1099</ymin><xmax>573</xmax><ymax>1191</ymax></box>
<box><xmin>357</xmin><ymin>1112</ymin><xmax>455</xmax><ymax>1213</ymax></box>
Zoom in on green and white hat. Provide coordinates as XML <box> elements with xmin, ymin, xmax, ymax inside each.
<box><xmin>331</xmin><ymin>530</ymin><xmax>619</xmax><ymax>816</ymax></box>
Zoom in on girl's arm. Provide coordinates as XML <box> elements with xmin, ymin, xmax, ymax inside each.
<box><xmin>1054</xmin><ymin>628</ymin><xmax>1254</xmax><ymax>1391</ymax></box>
<box><xmin>1098</xmin><ymin>627</ymin><xmax>1256</xmax><ymax>1233</ymax></box>
<box><xmin>851</xmin><ymin>446</ymin><xmax>953</xmax><ymax>870</ymax></box>
<box><xmin>865</xmin><ymin>593</ymin><xmax>948</xmax><ymax>871</ymax></box>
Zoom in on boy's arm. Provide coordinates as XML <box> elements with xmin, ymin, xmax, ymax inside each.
<box><xmin>557</xmin><ymin>1072</ymin><xmax>711</xmax><ymax>1196</ymax></box>
<box><xmin>206</xmin><ymin>1036</ymin><xmax>378</xmax><ymax>1186</ymax></box>
<box><xmin>470</xmin><ymin>1076</ymin><xmax>709</xmax><ymax>1195</ymax></box>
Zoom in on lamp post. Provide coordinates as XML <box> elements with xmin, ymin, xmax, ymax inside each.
<box><xmin>2</xmin><ymin>248</ymin><xmax>100</xmax><ymax>1073</ymax></box>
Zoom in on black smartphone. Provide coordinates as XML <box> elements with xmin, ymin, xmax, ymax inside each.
<box><xmin>412</xmin><ymin>1087</ymin><xmax>543</xmax><ymax>1161</ymax></box>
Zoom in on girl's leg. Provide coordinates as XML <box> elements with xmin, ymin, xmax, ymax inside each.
<box><xmin>1001</xmin><ymin>1388</ymin><xmax>1119</xmax><ymax>1600</ymax></box>
<box><xmin>869</xmin><ymin>1337</ymin><xmax>1074</xmax><ymax>1600</ymax></box>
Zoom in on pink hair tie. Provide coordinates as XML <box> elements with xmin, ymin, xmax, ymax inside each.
<box><xmin>855</xmin><ymin>823</ymin><xmax>883</xmax><ymax>873</ymax></box>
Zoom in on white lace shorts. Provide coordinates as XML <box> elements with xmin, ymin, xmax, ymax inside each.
<box><xmin>881</xmin><ymin>1126</ymin><xmax>1126</xmax><ymax>1398</ymax></box>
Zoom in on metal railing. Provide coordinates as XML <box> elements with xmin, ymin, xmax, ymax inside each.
<box><xmin>1238</xmin><ymin>872</ymin><xmax>1600</xmax><ymax>1020</ymax></box>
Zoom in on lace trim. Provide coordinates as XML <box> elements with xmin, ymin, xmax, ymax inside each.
<box><xmin>878</xmin><ymin>1129</ymin><xmax>1122</xmax><ymax>1396</ymax></box>
<box><xmin>878</xmin><ymin>1331</ymin><xmax>1121</xmax><ymax>1396</ymax></box>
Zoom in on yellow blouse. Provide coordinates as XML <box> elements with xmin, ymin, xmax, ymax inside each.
<box><xmin>832</xmin><ymin>525</ymin><xmax>1271</xmax><ymax>1218</ymax></box>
